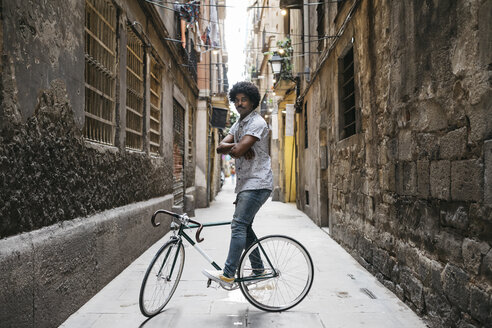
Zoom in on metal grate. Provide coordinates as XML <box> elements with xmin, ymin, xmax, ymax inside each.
<box><xmin>126</xmin><ymin>27</ymin><xmax>144</xmax><ymax>150</ymax></box>
<box><xmin>188</xmin><ymin>40</ymin><xmax>198</xmax><ymax>82</ymax></box>
<box><xmin>341</xmin><ymin>47</ymin><xmax>356</xmax><ymax>139</ymax></box>
<box><xmin>317</xmin><ymin>3</ymin><xmax>325</xmax><ymax>52</ymax></box>
<box><xmin>149</xmin><ymin>56</ymin><xmax>162</xmax><ymax>154</ymax></box>
<box><xmin>360</xmin><ymin>288</ymin><xmax>377</xmax><ymax>299</ymax></box>
<box><xmin>304</xmin><ymin>101</ymin><xmax>308</xmax><ymax>148</ymax></box>
<box><xmin>173</xmin><ymin>100</ymin><xmax>185</xmax><ymax>207</ymax></box>
<box><xmin>188</xmin><ymin>107</ymin><xmax>194</xmax><ymax>164</ymax></box>
<box><xmin>84</xmin><ymin>0</ymin><xmax>117</xmax><ymax>145</ymax></box>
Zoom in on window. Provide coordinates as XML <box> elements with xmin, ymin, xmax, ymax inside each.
<box><xmin>262</xmin><ymin>28</ymin><xmax>267</xmax><ymax>52</ymax></box>
<box><xmin>316</xmin><ymin>3</ymin><xmax>325</xmax><ymax>52</ymax></box>
<box><xmin>84</xmin><ymin>0</ymin><xmax>117</xmax><ymax>145</ymax></box>
<box><xmin>173</xmin><ymin>100</ymin><xmax>185</xmax><ymax>207</ymax></box>
<box><xmin>149</xmin><ymin>56</ymin><xmax>162</xmax><ymax>155</ymax></box>
<box><xmin>339</xmin><ymin>46</ymin><xmax>356</xmax><ymax>139</ymax></box>
<box><xmin>304</xmin><ymin>101</ymin><xmax>308</xmax><ymax>148</ymax></box>
<box><xmin>305</xmin><ymin>190</ymin><xmax>310</xmax><ymax>205</ymax></box>
<box><xmin>126</xmin><ymin>27</ymin><xmax>144</xmax><ymax>150</ymax></box>
<box><xmin>188</xmin><ymin>107</ymin><xmax>194</xmax><ymax>164</ymax></box>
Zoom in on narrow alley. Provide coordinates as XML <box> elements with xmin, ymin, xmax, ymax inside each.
<box><xmin>1</xmin><ymin>1</ymin><xmax>490</xmax><ymax>328</ymax></box>
<box><xmin>61</xmin><ymin>178</ymin><xmax>425</xmax><ymax>328</ymax></box>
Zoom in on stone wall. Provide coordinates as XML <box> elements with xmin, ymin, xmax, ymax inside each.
<box><xmin>0</xmin><ymin>80</ymin><xmax>172</xmax><ymax>238</ymax></box>
<box><xmin>302</xmin><ymin>0</ymin><xmax>492</xmax><ymax>326</ymax></box>
<box><xmin>0</xmin><ymin>0</ymin><xmax>198</xmax><ymax>326</ymax></box>
<box><xmin>0</xmin><ymin>195</ymin><xmax>173</xmax><ymax>328</ymax></box>
<box><xmin>0</xmin><ymin>0</ymin><xmax>198</xmax><ymax>238</ymax></box>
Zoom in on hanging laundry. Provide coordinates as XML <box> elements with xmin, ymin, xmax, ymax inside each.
<box><xmin>201</xmin><ymin>26</ymin><xmax>211</xmax><ymax>48</ymax></box>
<box><xmin>175</xmin><ymin>0</ymin><xmax>200</xmax><ymax>48</ymax></box>
<box><xmin>178</xmin><ymin>0</ymin><xmax>200</xmax><ymax>24</ymax></box>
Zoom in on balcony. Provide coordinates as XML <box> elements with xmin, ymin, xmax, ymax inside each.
<box><xmin>175</xmin><ymin>13</ymin><xmax>197</xmax><ymax>82</ymax></box>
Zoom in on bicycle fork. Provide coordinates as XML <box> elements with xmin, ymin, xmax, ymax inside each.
<box><xmin>157</xmin><ymin>237</ymin><xmax>181</xmax><ymax>281</ymax></box>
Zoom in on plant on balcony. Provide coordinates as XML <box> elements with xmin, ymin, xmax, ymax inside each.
<box><xmin>276</xmin><ymin>37</ymin><xmax>293</xmax><ymax>80</ymax></box>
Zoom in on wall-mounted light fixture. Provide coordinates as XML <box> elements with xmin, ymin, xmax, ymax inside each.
<box><xmin>269</xmin><ymin>54</ymin><xmax>283</xmax><ymax>75</ymax></box>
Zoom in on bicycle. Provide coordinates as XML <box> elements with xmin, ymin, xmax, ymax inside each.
<box><xmin>139</xmin><ymin>209</ymin><xmax>314</xmax><ymax>317</ymax></box>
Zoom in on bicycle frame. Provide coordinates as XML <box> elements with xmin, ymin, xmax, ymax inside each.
<box><xmin>159</xmin><ymin>219</ymin><xmax>277</xmax><ymax>284</ymax></box>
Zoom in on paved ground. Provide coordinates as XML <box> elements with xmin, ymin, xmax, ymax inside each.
<box><xmin>61</xmin><ymin>178</ymin><xmax>427</xmax><ymax>328</ymax></box>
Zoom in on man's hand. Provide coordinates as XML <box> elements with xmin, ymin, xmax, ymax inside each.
<box><xmin>243</xmin><ymin>148</ymin><xmax>255</xmax><ymax>160</ymax></box>
<box><xmin>216</xmin><ymin>142</ymin><xmax>235</xmax><ymax>154</ymax></box>
<box><xmin>229</xmin><ymin>135</ymin><xmax>258</xmax><ymax>159</ymax></box>
<box><xmin>216</xmin><ymin>134</ymin><xmax>235</xmax><ymax>154</ymax></box>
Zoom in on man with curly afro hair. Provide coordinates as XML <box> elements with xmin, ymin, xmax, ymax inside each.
<box><xmin>203</xmin><ymin>81</ymin><xmax>273</xmax><ymax>286</ymax></box>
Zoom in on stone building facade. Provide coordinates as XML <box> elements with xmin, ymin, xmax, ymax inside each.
<box><xmin>295</xmin><ymin>0</ymin><xmax>492</xmax><ymax>327</ymax></box>
<box><xmin>195</xmin><ymin>0</ymin><xmax>229</xmax><ymax>208</ymax></box>
<box><xmin>250</xmin><ymin>0</ymin><xmax>492</xmax><ymax>326</ymax></box>
<box><xmin>0</xmin><ymin>0</ymin><xmax>203</xmax><ymax>326</ymax></box>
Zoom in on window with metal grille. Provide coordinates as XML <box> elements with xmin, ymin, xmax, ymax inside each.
<box><xmin>316</xmin><ymin>3</ymin><xmax>325</xmax><ymax>52</ymax></box>
<box><xmin>339</xmin><ymin>47</ymin><xmax>356</xmax><ymax>139</ymax></box>
<box><xmin>188</xmin><ymin>40</ymin><xmax>198</xmax><ymax>82</ymax></box>
<box><xmin>126</xmin><ymin>27</ymin><xmax>144</xmax><ymax>150</ymax></box>
<box><xmin>84</xmin><ymin>0</ymin><xmax>117</xmax><ymax>145</ymax></box>
<box><xmin>188</xmin><ymin>107</ymin><xmax>194</xmax><ymax>164</ymax></box>
<box><xmin>173</xmin><ymin>100</ymin><xmax>185</xmax><ymax>207</ymax></box>
<box><xmin>304</xmin><ymin>101</ymin><xmax>308</xmax><ymax>149</ymax></box>
<box><xmin>262</xmin><ymin>28</ymin><xmax>267</xmax><ymax>52</ymax></box>
<box><xmin>149</xmin><ymin>56</ymin><xmax>162</xmax><ymax>155</ymax></box>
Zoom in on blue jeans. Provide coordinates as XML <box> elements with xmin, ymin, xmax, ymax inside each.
<box><xmin>223</xmin><ymin>189</ymin><xmax>271</xmax><ymax>278</ymax></box>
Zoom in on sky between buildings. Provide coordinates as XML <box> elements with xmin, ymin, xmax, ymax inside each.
<box><xmin>224</xmin><ymin>0</ymin><xmax>249</xmax><ymax>113</ymax></box>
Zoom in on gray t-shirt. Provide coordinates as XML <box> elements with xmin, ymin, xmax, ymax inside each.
<box><xmin>229</xmin><ymin>110</ymin><xmax>273</xmax><ymax>193</ymax></box>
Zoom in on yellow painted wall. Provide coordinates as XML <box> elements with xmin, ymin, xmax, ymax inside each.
<box><xmin>284</xmin><ymin>135</ymin><xmax>296</xmax><ymax>202</ymax></box>
<box><xmin>278</xmin><ymin>96</ymin><xmax>297</xmax><ymax>203</ymax></box>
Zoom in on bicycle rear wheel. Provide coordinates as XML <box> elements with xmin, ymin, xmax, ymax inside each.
<box><xmin>139</xmin><ymin>238</ymin><xmax>185</xmax><ymax>317</ymax></box>
<box><xmin>238</xmin><ymin>235</ymin><xmax>314</xmax><ymax>312</ymax></box>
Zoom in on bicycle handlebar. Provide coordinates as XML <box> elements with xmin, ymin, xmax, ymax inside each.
<box><xmin>188</xmin><ymin>219</ymin><xmax>204</xmax><ymax>243</ymax></box>
<box><xmin>151</xmin><ymin>209</ymin><xmax>181</xmax><ymax>227</ymax></box>
<box><xmin>151</xmin><ymin>209</ymin><xmax>205</xmax><ymax>243</ymax></box>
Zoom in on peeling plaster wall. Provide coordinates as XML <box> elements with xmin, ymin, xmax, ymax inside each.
<box><xmin>0</xmin><ymin>0</ymin><xmax>201</xmax><ymax>238</ymax></box>
<box><xmin>0</xmin><ymin>80</ymin><xmax>172</xmax><ymax>237</ymax></box>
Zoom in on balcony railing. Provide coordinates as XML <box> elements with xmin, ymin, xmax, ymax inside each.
<box><xmin>175</xmin><ymin>8</ymin><xmax>197</xmax><ymax>82</ymax></box>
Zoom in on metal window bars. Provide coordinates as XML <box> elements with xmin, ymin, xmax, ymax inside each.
<box><xmin>84</xmin><ymin>0</ymin><xmax>117</xmax><ymax>145</ymax></box>
<box><xmin>126</xmin><ymin>27</ymin><xmax>144</xmax><ymax>150</ymax></box>
<box><xmin>341</xmin><ymin>47</ymin><xmax>355</xmax><ymax>138</ymax></box>
<box><xmin>173</xmin><ymin>100</ymin><xmax>185</xmax><ymax>207</ymax></box>
<box><xmin>188</xmin><ymin>107</ymin><xmax>194</xmax><ymax>164</ymax></box>
<box><xmin>149</xmin><ymin>56</ymin><xmax>162</xmax><ymax>155</ymax></box>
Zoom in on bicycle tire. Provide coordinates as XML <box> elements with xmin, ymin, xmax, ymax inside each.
<box><xmin>238</xmin><ymin>235</ymin><xmax>314</xmax><ymax>312</ymax></box>
<box><xmin>139</xmin><ymin>238</ymin><xmax>185</xmax><ymax>317</ymax></box>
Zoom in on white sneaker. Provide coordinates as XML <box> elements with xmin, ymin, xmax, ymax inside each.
<box><xmin>202</xmin><ymin>269</ymin><xmax>235</xmax><ymax>286</ymax></box>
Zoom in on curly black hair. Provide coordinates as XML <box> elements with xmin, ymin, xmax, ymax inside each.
<box><xmin>228</xmin><ymin>81</ymin><xmax>261</xmax><ymax>109</ymax></box>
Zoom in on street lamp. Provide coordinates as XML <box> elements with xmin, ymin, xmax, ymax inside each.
<box><xmin>269</xmin><ymin>54</ymin><xmax>283</xmax><ymax>75</ymax></box>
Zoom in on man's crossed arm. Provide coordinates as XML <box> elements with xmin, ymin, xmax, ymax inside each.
<box><xmin>216</xmin><ymin>134</ymin><xmax>258</xmax><ymax>160</ymax></box>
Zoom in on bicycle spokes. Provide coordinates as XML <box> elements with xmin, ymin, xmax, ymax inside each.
<box><xmin>238</xmin><ymin>236</ymin><xmax>314</xmax><ymax>312</ymax></box>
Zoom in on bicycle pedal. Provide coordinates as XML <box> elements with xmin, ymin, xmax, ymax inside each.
<box><xmin>206</xmin><ymin>278</ymin><xmax>212</xmax><ymax>288</ymax></box>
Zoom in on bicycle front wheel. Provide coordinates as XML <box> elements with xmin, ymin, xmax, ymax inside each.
<box><xmin>238</xmin><ymin>235</ymin><xmax>314</xmax><ymax>312</ymax></box>
<box><xmin>139</xmin><ymin>238</ymin><xmax>185</xmax><ymax>317</ymax></box>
